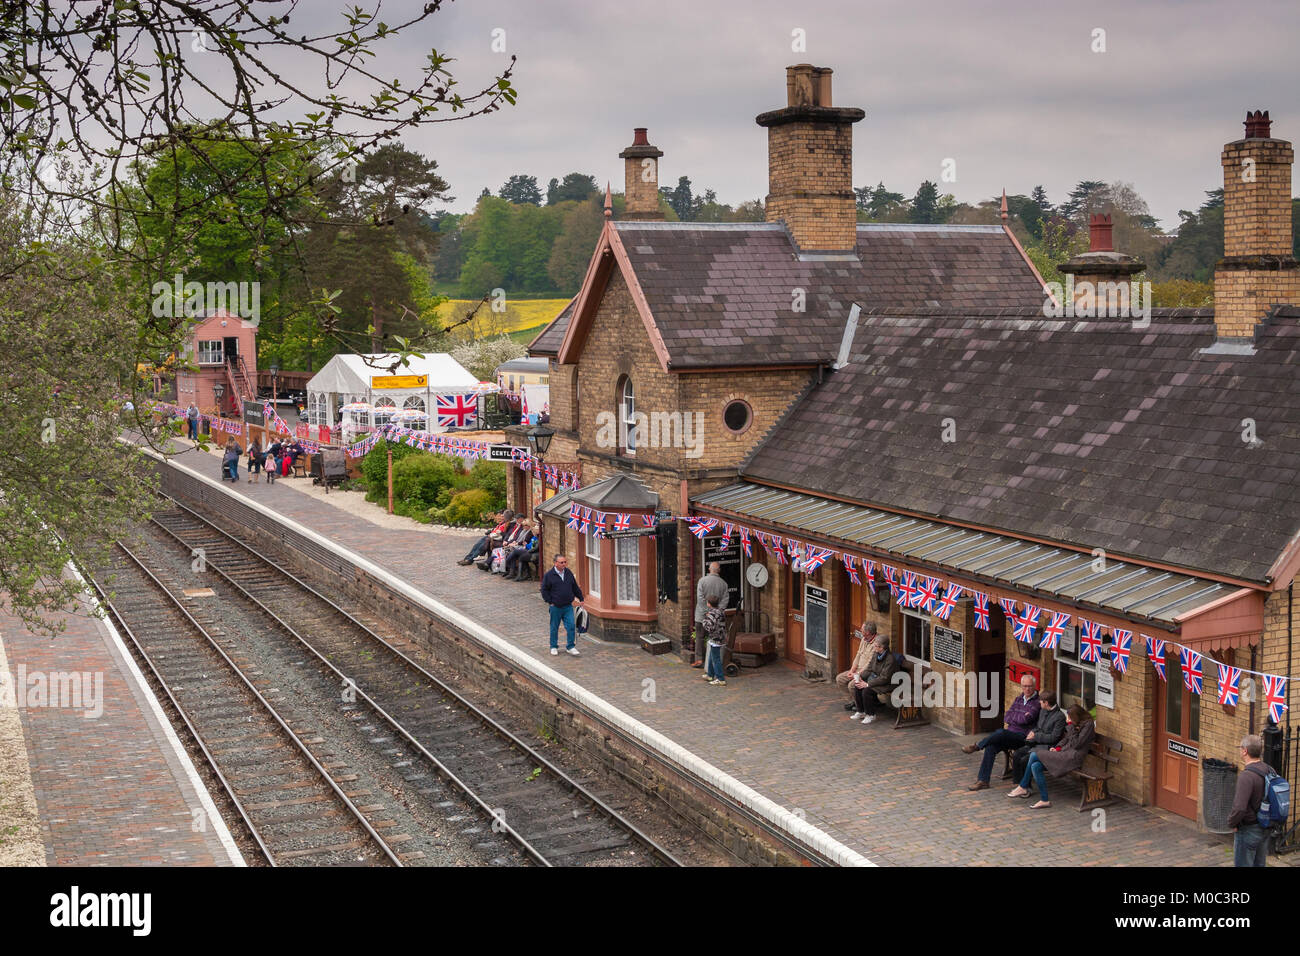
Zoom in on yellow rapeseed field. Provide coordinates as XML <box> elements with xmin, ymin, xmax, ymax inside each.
<box><xmin>435</xmin><ymin>298</ymin><xmax>570</xmax><ymax>339</ymax></box>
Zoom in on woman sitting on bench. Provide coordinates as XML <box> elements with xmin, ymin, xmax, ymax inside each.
<box><xmin>1007</xmin><ymin>704</ymin><xmax>1095</xmax><ymax>808</ymax></box>
<box><xmin>503</xmin><ymin>525</ymin><xmax>538</xmax><ymax>580</ymax></box>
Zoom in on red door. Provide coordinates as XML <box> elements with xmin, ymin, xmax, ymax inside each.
<box><xmin>1154</xmin><ymin>646</ymin><xmax>1200</xmax><ymax>819</ymax></box>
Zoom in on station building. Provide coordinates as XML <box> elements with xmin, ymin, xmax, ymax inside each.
<box><xmin>508</xmin><ymin>67</ymin><xmax>1300</xmax><ymax>826</ymax></box>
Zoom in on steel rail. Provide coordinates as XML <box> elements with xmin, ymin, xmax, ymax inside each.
<box><xmin>107</xmin><ymin>539</ymin><xmax>404</xmax><ymax>867</ymax></box>
<box><xmin>154</xmin><ymin>496</ymin><xmax>684</xmax><ymax>868</ymax></box>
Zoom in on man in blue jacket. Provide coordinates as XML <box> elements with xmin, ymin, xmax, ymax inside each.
<box><xmin>541</xmin><ymin>553</ymin><xmax>584</xmax><ymax>657</ymax></box>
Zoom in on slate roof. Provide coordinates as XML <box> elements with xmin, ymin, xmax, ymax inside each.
<box><xmin>741</xmin><ymin>306</ymin><xmax>1300</xmax><ymax>584</ymax></box>
<box><xmin>611</xmin><ymin>222</ymin><xmax>1046</xmax><ymax>368</ymax></box>
<box><xmin>528</xmin><ymin>297</ymin><xmax>575</xmax><ymax>357</ymax></box>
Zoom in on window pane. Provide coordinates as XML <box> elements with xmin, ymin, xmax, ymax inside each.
<box><xmin>1188</xmin><ymin>687</ymin><xmax>1200</xmax><ymax>741</ymax></box>
<box><xmin>615</xmin><ymin>537</ymin><xmax>639</xmax><ymax>604</ymax></box>
<box><xmin>586</xmin><ymin>532</ymin><xmax>600</xmax><ymax>597</ymax></box>
<box><xmin>1165</xmin><ymin>649</ymin><xmax>1183</xmax><ymax>735</ymax></box>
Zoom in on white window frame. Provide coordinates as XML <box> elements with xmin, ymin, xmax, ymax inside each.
<box><xmin>197</xmin><ymin>340</ymin><xmax>223</xmax><ymax>365</ymax></box>
<box><xmin>615</xmin><ymin>535</ymin><xmax>640</xmax><ymax>606</ymax></box>
<box><xmin>900</xmin><ymin>609</ymin><xmax>931</xmax><ymax>667</ymax></box>
<box><xmin>403</xmin><ymin>395</ymin><xmax>427</xmax><ymax>430</ymax></box>
<box><xmin>585</xmin><ymin>531</ymin><xmax>601</xmax><ymax>597</ymax></box>
<box><xmin>620</xmin><ymin>377</ymin><xmax>637</xmax><ymax>456</ymax></box>
<box><xmin>1054</xmin><ymin>625</ymin><xmax>1108</xmax><ymax>712</ymax></box>
<box><xmin>373</xmin><ymin>397</ymin><xmax>397</xmax><ymax>428</ymax></box>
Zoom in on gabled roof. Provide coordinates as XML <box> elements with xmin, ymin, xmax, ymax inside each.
<box><xmin>527</xmin><ymin>297</ymin><xmax>575</xmax><ymax>357</ymax></box>
<box><xmin>305</xmin><ymin>352</ymin><xmax>477</xmax><ymax>396</ymax></box>
<box><xmin>741</xmin><ymin>306</ymin><xmax>1300</xmax><ymax>585</ymax></box>
<box><xmin>569</xmin><ymin>472</ymin><xmax>659</xmax><ymax>511</ymax></box>
<box><xmin>556</xmin><ymin>221</ymin><xmax>1046</xmax><ymax>370</ymax></box>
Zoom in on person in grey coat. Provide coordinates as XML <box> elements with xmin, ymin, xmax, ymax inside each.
<box><xmin>692</xmin><ymin>562</ymin><xmax>729</xmax><ymax>666</ymax></box>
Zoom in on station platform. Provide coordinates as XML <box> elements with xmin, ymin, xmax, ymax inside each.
<box><xmin>159</xmin><ymin>441</ymin><xmax>1241</xmax><ymax>866</ymax></box>
<box><xmin>0</xmin><ymin>578</ymin><xmax>242</xmax><ymax>866</ymax></box>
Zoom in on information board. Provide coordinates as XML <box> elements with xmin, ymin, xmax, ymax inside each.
<box><xmin>702</xmin><ymin>534</ymin><xmax>743</xmax><ymax>611</ymax></box>
<box><xmin>804</xmin><ymin>584</ymin><xmax>829</xmax><ymax>658</ymax></box>
<box><xmin>933</xmin><ymin>625</ymin><xmax>964</xmax><ymax>668</ymax></box>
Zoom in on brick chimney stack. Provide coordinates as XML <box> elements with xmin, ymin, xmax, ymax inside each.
<box><xmin>618</xmin><ymin>128</ymin><xmax>664</xmax><ymax>221</ymax></box>
<box><xmin>1213</xmin><ymin>110</ymin><xmax>1300</xmax><ymax>338</ymax></box>
<box><xmin>756</xmin><ymin>64</ymin><xmax>865</xmax><ymax>255</ymax></box>
<box><xmin>1059</xmin><ymin>213</ymin><xmax>1144</xmax><ymax>287</ymax></box>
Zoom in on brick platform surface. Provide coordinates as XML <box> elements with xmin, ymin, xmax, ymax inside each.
<box><xmin>0</xmin><ymin>594</ymin><xmax>240</xmax><ymax>866</ymax></box>
<box><xmin>165</xmin><ymin>444</ymin><xmax>1240</xmax><ymax>866</ymax></box>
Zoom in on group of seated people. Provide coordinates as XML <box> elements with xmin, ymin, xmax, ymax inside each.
<box><xmin>456</xmin><ymin>509</ymin><xmax>539</xmax><ymax>581</ymax></box>
<box><xmin>835</xmin><ymin>628</ymin><xmax>1097</xmax><ymax>808</ymax></box>
<box><xmin>960</xmin><ymin>675</ymin><xmax>1096</xmax><ymax>808</ymax></box>
<box><xmin>244</xmin><ymin>437</ymin><xmax>306</xmax><ymax>483</ymax></box>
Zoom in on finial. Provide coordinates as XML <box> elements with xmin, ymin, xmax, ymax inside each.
<box><xmin>1000</xmin><ymin>189</ymin><xmax>1008</xmax><ymax>222</ymax></box>
<box><xmin>604</xmin><ymin>182</ymin><xmax>613</xmax><ymax>219</ymax></box>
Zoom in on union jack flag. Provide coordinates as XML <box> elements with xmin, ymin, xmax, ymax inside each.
<box><xmin>1079</xmin><ymin>619</ymin><xmax>1103</xmax><ymax>663</ymax></box>
<box><xmin>1146</xmin><ymin>635</ymin><xmax>1167</xmax><ymax>681</ymax></box>
<box><xmin>435</xmin><ymin>393</ymin><xmax>477</xmax><ymax>428</ymax></box>
<box><xmin>614</xmin><ymin>513</ymin><xmax>631</xmax><ymax>531</ymax></box>
<box><xmin>722</xmin><ymin>522</ymin><xmax>734</xmax><ymax>544</ymax></box>
<box><xmin>1264</xmin><ymin>674</ymin><xmax>1289</xmax><ymax>724</ymax></box>
<box><xmin>770</xmin><ymin>535</ymin><xmax>783</xmax><ymax>552</ymax></box>
<box><xmin>900</xmin><ymin>571</ymin><xmax>920</xmax><ymax>608</ymax></box>
<box><xmin>687</xmin><ymin>518</ymin><xmax>718</xmax><ymax>539</ymax></box>
<box><xmin>917</xmin><ymin>576</ymin><xmax>942</xmax><ymax>614</ymax></box>
<box><xmin>740</xmin><ymin>528</ymin><xmax>752</xmax><ymax>558</ymax></box>
<box><xmin>803</xmin><ymin>547</ymin><xmax>832</xmax><ymax>573</ymax></box>
<box><xmin>1012</xmin><ymin>605</ymin><xmax>1041</xmax><ymax>644</ymax></box>
<box><xmin>1000</xmin><ymin>597</ymin><xmax>1018</xmax><ymax>619</ymax></box>
<box><xmin>843</xmin><ymin>554</ymin><xmax>860</xmax><ymax>585</ymax></box>
<box><xmin>1040</xmin><ymin>611</ymin><xmax>1070</xmax><ymax>649</ymax></box>
<box><xmin>642</xmin><ymin>514</ymin><xmax>656</xmax><ymax>527</ymax></box>
<box><xmin>934</xmin><ymin>584</ymin><xmax>963</xmax><ymax>621</ymax></box>
<box><xmin>1180</xmin><ymin>647</ymin><xmax>1203</xmax><ymax>695</ymax></box>
<box><xmin>594</xmin><ymin>511</ymin><xmax>606</xmax><ymax>527</ymax></box>
<box><xmin>1217</xmin><ymin>663</ymin><xmax>1243</xmax><ymax>707</ymax></box>
<box><xmin>973</xmin><ymin>591</ymin><xmax>990</xmax><ymax>630</ymax></box>
<box><xmin>579</xmin><ymin>507</ymin><xmax>591</xmax><ymax>535</ymax></box>
<box><xmin>1110</xmin><ymin>628</ymin><xmax>1132</xmax><ymax>674</ymax></box>
<box><xmin>865</xmin><ymin>560</ymin><xmax>877</xmax><ymax>595</ymax></box>
<box><xmin>544</xmin><ymin>464</ymin><xmax>557</xmax><ymax>485</ymax></box>
<box><xmin>882</xmin><ymin>564</ymin><xmax>897</xmax><ymax>594</ymax></box>
<box><xmin>566</xmin><ymin>503</ymin><xmax>581</xmax><ymax>530</ymax></box>
<box><xmin>773</xmin><ymin>544</ymin><xmax>787</xmax><ymax>565</ymax></box>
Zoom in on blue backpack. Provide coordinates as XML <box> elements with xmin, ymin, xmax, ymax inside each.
<box><xmin>1251</xmin><ymin>764</ymin><xmax>1290</xmax><ymax>828</ymax></box>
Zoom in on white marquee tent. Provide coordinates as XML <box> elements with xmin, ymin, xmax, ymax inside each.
<box><xmin>306</xmin><ymin>352</ymin><xmax>479</xmax><ymax>439</ymax></box>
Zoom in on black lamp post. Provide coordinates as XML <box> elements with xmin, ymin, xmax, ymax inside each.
<box><xmin>212</xmin><ymin>381</ymin><xmax>225</xmax><ymax>415</ymax></box>
<box><xmin>526</xmin><ymin>425</ymin><xmax>555</xmax><ymax>457</ymax></box>
<box><xmin>270</xmin><ymin>361</ymin><xmax>279</xmax><ymax>409</ymax></box>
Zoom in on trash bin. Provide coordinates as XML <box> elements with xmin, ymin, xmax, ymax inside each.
<box><xmin>1202</xmin><ymin>758</ymin><xmax>1238</xmax><ymax>833</ymax></box>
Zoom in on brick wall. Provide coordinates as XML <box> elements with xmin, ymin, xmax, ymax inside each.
<box><xmin>765</xmin><ymin>121</ymin><xmax>856</xmax><ymax>252</ymax></box>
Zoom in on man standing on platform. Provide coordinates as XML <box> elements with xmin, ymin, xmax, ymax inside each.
<box><xmin>692</xmin><ymin>562</ymin><xmax>729</xmax><ymax>667</ymax></box>
<box><xmin>186</xmin><ymin>403</ymin><xmax>200</xmax><ymax>441</ymax></box>
<box><xmin>541</xmin><ymin>553</ymin><xmax>584</xmax><ymax>657</ymax></box>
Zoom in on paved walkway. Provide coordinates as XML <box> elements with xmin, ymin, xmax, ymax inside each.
<box><xmin>0</xmin><ymin>585</ymin><xmax>241</xmax><ymax>866</ymax></box>
<box><xmin>163</xmin><ymin>442</ymin><xmax>1238</xmax><ymax>866</ymax></box>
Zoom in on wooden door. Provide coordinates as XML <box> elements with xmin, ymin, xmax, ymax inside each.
<box><xmin>785</xmin><ymin>565</ymin><xmax>805</xmax><ymax>665</ymax></box>
<box><xmin>1154</xmin><ymin>646</ymin><xmax>1200</xmax><ymax>819</ymax></box>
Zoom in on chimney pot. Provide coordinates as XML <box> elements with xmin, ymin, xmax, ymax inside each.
<box><xmin>1089</xmin><ymin>213</ymin><xmax>1114</xmax><ymax>252</ymax></box>
<box><xmin>631</xmin><ymin>127</ymin><xmax>649</xmax><ymax>147</ymax></box>
<box><xmin>1244</xmin><ymin>109</ymin><xmax>1272</xmax><ymax>139</ymax></box>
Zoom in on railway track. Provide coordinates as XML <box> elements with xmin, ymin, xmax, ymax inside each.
<box><xmin>148</xmin><ymin>498</ymin><xmax>682</xmax><ymax>867</ymax></box>
<box><xmin>88</xmin><ymin>541</ymin><xmax>403</xmax><ymax>867</ymax></box>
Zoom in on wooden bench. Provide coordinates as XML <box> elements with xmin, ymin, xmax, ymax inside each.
<box><xmin>872</xmin><ymin>654</ymin><xmax>929</xmax><ymax>730</ymax></box>
<box><xmin>1070</xmin><ymin>732</ymin><xmax>1122</xmax><ymax>812</ymax></box>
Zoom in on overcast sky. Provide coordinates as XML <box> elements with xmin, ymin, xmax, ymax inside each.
<box><xmin>360</xmin><ymin>0</ymin><xmax>1299</xmax><ymax>229</ymax></box>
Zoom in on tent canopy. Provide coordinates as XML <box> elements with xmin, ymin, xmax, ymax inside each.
<box><xmin>306</xmin><ymin>352</ymin><xmax>477</xmax><ymax>399</ymax></box>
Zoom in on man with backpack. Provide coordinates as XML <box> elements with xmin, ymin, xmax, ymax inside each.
<box><xmin>1228</xmin><ymin>734</ymin><xmax>1289</xmax><ymax>866</ymax></box>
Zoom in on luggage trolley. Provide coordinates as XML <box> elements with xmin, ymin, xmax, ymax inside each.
<box><xmin>723</xmin><ymin>607</ymin><xmax>777</xmax><ymax>673</ymax></box>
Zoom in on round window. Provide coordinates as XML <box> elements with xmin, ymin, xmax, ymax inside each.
<box><xmin>723</xmin><ymin>400</ymin><xmax>752</xmax><ymax>433</ymax></box>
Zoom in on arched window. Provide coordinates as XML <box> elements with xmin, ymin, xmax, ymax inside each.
<box><xmin>617</xmin><ymin>375</ymin><xmax>636</xmax><ymax>456</ymax></box>
<box><xmin>374</xmin><ymin>397</ymin><xmax>396</xmax><ymax>428</ymax></box>
<box><xmin>403</xmin><ymin>395</ymin><xmax>427</xmax><ymax>431</ymax></box>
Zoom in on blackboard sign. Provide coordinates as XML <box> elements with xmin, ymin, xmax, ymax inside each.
<box><xmin>702</xmin><ymin>534</ymin><xmax>743</xmax><ymax>611</ymax></box>
<box><xmin>804</xmin><ymin>584</ymin><xmax>829</xmax><ymax>658</ymax></box>
<box><xmin>933</xmin><ymin>625</ymin><xmax>964</xmax><ymax>668</ymax></box>
<box><xmin>243</xmin><ymin>399</ymin><xmax>264</xmax><ymax>427</ymax></box>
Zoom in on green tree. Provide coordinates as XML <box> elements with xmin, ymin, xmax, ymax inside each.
<box><xmin>547</xmin><ymin>173</ymin><xmax>599</xmax><ymax>205</ymax></box>
<box><xmin>499</xmin><ymin>175</ymin><xmax>543</xmax><ymax>205</ymax></box>
<box><xmin>663</xmin><ymin>176</ymin><xmax>696</xmax><ymax>222</ymax></box>
<box><xmin>910</xmin><ymin>181</ymin><xmax>941</xmax><ymax>224</ymax></box>
<box><xmin>547</xmin><ymin>197</ymin><xmax>605</xmax><ymax>294</ymax></box>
